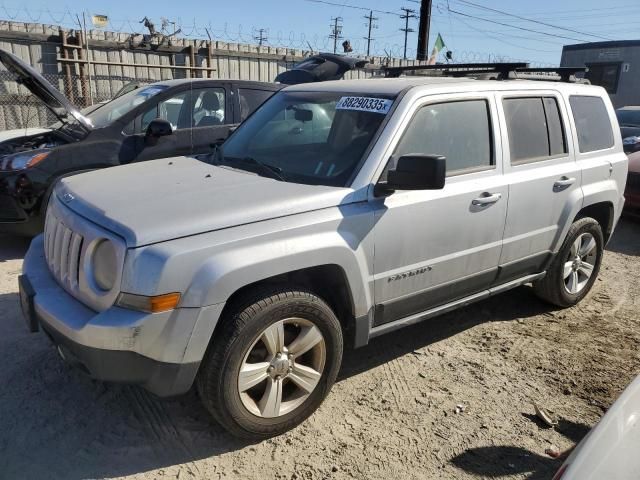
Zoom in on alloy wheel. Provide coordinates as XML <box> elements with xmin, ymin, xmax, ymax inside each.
<box><xmin>237</xmin><ymin>318</ymin><xmax>326</xmax><ymax>418</ymax></box>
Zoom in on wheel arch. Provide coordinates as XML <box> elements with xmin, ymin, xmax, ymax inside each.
<box><xmin>211</xmin><ymin>264</ymin><xmax>357</xmax><ymax>347</ymax></box>
<box><xmin>574</xmin><ymin>200</ymin><xmax>614</xmax><ymax>243</ymax></box>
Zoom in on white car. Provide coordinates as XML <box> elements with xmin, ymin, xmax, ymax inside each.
<box><xmin>554</xmin><ymin>374</ymin><xmax>640</xmax><ymax>479</ymax></box>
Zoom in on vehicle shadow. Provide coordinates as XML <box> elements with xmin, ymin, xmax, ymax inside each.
<box><xmin>0</xmin><ymin>234</ymin><xmax>31</xmax><ymax>261</ymax></box>
<box><xmin>0</xmin><ymin>284</ymin><xmax>558</xmax><ymax>479</ymax></box>
<box><xmin>606</xmin><ymin>217</ymin><xmax>640</xmax><ymax>256</ymax></box>
<box><xmin>339</xmin><ymin>284</ymin><xmax>557</xmax><ymax>381</ymax></box>
<box><xmin>0</xmin><ymin>291</ymin><xmax>250</xmax><ymax>480</ymax></box>
<box><xmin>450</xmin><ymin>418</ymin><xmax>591</xmax><ymax>479</ymax></box>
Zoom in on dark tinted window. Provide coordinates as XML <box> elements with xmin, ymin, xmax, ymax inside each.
<box><xmin>239</xmin><ymin>89</ymin><xmax>274</xmax><ymax>121</ymax></box>
<box><xmin>544</xmin><ymin>97</ymin><xmax>566</xmax><ymax>156</ymax></box>
<box><xmin>504</xmin><ymin>97</ymin><xmax>567</xmax><ymax>163</ymax></box>
<box><xmin>586</xmin><ymin>63</ymin><xmax>620</xmax><ymax>94</ymax></box>
<box><xmin>570</xmin><ymin>95</ymin><xmax>614</xmax><ymax>153</ymax></box>
<box><xmin>394</xmin><ymin>99</ymin><xmax>493</xmax><ymax>174</ymax></box>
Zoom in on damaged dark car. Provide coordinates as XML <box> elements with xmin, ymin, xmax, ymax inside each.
<box><xmin>0</xmin><ymin>49</ymin><xmax>280</xmax><ymax>235</ymax></box>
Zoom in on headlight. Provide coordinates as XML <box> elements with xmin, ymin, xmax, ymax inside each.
<box><xmin>92</xmin><ymin>239</ymin><xmax>117</xmax><ymax>291</ymax></box>
<box><xmin>0</xmin><ymin>150</ymin><xmax>50</xmax><ymax>171</ymax></box>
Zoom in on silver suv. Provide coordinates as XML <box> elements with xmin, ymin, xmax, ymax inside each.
<box><xmin>20</xmin><ymin>68</ymin><xmax>628</xmax><ymax>438</ymax></box>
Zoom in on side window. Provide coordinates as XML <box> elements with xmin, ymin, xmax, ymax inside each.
<box><xmin>393</xmin><ymin>99</ymin><xmax>493</xmax><ymax>175</ymax></box>
<box><xmin>569</xmin><ymin>95</ymin><xmax>614</xmax><ymax>153</ymax></box>
<box><xmin>239</xmin><ymin>89</ymin><xmax>274</xmax><ymax>121</ymax></box>
<box><xmin>193</xmin><ymin>88</ymin><xmax>226</xmax><ymax>127</ymax></box>
<box><xmin>503</xmin><ymin>96</ymin><xmax>567</xmax><ymax>164</ymax></box>
<box><xmin>139</xmin><ymin>91</ymin><xmax>189</xmax><ymax>132</ymax></box>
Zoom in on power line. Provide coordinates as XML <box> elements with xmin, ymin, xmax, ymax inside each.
<box><xmin>304</xmin><ymin>0</ymin><xmax>400</xmax><ymax>16</ymax></box>
<box><xmin>399</xmin><ymin>7</ymin><xmax>417</xmax><ymax>60</ymax></box>
<box><xmin>446</xmin><ymin>5</ymin><xmax>592</xmax><ymax>43</ymax></box>
<box><xmin>453</xmin><ymin>0</ymin><xmax>614</xmax><ymax>41</ymax></box>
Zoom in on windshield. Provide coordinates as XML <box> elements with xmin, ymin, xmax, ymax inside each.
<box><xmin>219</xmin><ymin>91</ymin><xmax>394</xmax><ymax>187</ymax></box>
<box><xmin>616</xmin><ymin>109</ymin><xmax>640</xmax><ymax>127</ymax></box>
<box><xmin>86</xmin><ymin>85</ymin><xmax>168</xmax><ymax>128</ymax></box>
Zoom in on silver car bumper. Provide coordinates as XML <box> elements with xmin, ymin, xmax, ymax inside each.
<box><xmin>21</xmin><ymin>235</ymin><xmax>225</xmax><ymax>396</ymax></box>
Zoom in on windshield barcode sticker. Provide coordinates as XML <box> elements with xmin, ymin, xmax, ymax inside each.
<box><xmin>336</xmin><ymin>96</ymin><xmax>393</xmax><ymax>114</ymax></box>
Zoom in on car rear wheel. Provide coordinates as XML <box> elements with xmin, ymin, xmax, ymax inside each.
<box><xmin>197</xmin><ymin>287</ymin><xmax>343</xmax><ymax>439</ymax></box>
<box><xmin>534</xmin><ymin>217</ymin><xmax>604</xmax><ymax>307</ymax></box>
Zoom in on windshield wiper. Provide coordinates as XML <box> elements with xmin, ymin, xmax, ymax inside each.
<box><xmin>223</xmin><ymin>156</ymin><xmax>287</xmax><ymax>181</ymax></box>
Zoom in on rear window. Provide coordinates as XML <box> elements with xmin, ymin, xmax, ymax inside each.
<box><xmin>503</xmin><ymin>96</ymin><xmax>567</xmax><ymax>164</ymax></box>
<box><xmin>569</xmin><ymin>95</ymin><xmax>614</xmax><ymax>153</ymax></box>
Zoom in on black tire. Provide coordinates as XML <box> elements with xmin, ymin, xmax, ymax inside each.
<box><xmin>197</xmin><ymin>286</ymin><xmax>343</xmax><ymax>439</ymax></box>
<box><xmin>534</xmin><ymin>217</ymin><xmax>604</xmax><ymax>307</ymax></box>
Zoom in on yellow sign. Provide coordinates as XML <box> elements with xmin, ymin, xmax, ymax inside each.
<box><xmin>92</xmin><ymin>14</ymin><xmax>108</xmax><ymax>28</ymax></box>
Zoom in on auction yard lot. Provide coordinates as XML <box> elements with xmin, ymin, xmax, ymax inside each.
<box><xmin>1</xmin><ymin>219</ymin><xmax>639</xmax><ymax>480</ymax></box>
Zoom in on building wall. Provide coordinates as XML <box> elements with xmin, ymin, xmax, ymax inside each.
<box><xmin>561</xmin><ymin>40</ymin><xmax>640</xmax><ymax>108</ymax></box>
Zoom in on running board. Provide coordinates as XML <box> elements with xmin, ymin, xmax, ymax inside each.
<box><xmin>368</xmin><ymin>272</ymin><xmax>546</xmax><ymax>340</ymax></box>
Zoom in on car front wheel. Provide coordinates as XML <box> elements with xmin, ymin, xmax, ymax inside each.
<box><xmin>197</xmin><ymin>287</ymin><xmax>343</xmax><ymax>439</ymax></box>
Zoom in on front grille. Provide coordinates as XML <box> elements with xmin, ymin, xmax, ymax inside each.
<box><xmin>627</xmin><ymin>172</ymin><xmax>640</xmax><ymax>194</ymax></box>
<box><xmin>44</xmin><ymin>210</ymin><xmax>83</xmax><ymax>290</ymax></box>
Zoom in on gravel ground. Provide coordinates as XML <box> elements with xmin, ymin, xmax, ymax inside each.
<box><xmin>1</xmin><ymin>219</ymin><xmax>639</xmax><ymax>480</ymax></box>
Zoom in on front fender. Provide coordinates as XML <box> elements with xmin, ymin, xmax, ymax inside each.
<box><xmin>122</xmin><ymin>203</ymin><xmax>376</xmax><ymax>318</ymax></box>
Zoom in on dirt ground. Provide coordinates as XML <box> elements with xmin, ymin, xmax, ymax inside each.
<box><xmin>1</xmin><ymin>219</ymin><xmax>639</xmax><ymax>480</ymax></box>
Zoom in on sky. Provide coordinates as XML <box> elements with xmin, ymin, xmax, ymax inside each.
<box><xmin>2</xmin><ymin>0</ymin><xmax>640</xmax><ymax>65</ymax></box>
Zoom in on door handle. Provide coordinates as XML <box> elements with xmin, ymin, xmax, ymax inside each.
<box><xmin>554</xmin><ymin>176</ymin><xmax>576</xmax><ymax>189</ymax></box>
<box><xmin>472</xmin><ymin>192</ymin><xmax>502</xmax><ymax>206</ymax></box>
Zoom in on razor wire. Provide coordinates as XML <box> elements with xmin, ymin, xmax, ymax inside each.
<box><xmin>0</xmin><ymin>3</ymin><xmax>558</xmax><ymax>66</ymax></box>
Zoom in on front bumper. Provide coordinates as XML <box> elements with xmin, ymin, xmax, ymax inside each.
<box><xmin>21</xmin><ymin>235</ymin><xmax>225</xmax><ymax>396</ymax></box>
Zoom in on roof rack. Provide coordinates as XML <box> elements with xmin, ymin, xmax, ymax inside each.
<box><xmin>382</xmin><ymin>63</ymin><xmax>588</xmax><ymax>83</ymax></box>
<box><xmin>383</xmin><ymin>62</ymin><xmax>528</xmax><ymax>79</ymax></box>
<box><xmin>514</xmin><ymin>67</ymin><xmax>587</xmax><ymax>82</ymax></box>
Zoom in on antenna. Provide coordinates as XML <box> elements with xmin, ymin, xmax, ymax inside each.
<box><xmin>399</xmin><ymin>7</ymin><xmax>417</xmax><ymax>60</ymax></box>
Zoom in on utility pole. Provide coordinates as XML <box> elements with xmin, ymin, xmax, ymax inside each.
<box><xmin>254</xmin><ymin>28</ymin><xmax>268</xmax><ymax>46</ymax></box>
<box><xmin>399</xmin><ymin>7</ymin><xmax>417</xmax><ymax>60</ymax></box>
<box><xmin>329</xmin><ymin>17</ymin><xmax>343</xmax><ymax>54</ymax></box>
<box><xmin>363</xmin><ymin>10</ymin><xmax>378</xmax><ymax>57</ymax></box>
<box><xmin>416</xmin><ymin>0</ymin><xmax>432</xmax><ymax>61</ymax></box>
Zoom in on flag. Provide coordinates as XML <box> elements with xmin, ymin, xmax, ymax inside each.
<box><xmin>427</xmin><ymin>34</ymin><xmax>445</xmax><ymax>65</ymax></box>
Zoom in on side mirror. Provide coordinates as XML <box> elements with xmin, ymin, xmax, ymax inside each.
<box><xmin>381</xmin><ymin>154</ymin><xmax>446</xmax><ymax>193</ymax></box>
<box><xmin>145</xmin><ymin>118</ymin><xmax>173</xmax><ymax>144</ymax></box>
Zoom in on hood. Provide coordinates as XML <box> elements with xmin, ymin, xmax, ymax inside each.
<box><xmin>0</xmin><ymin>49</ymin><xmax>92</xmax><ymax>135</ymax></box>
<box><xmin>275</xmin><ymin>53</ymin><xmax>368</xmax><ymax>85</ymax></box>
<box><xmin>56</xmin><ymin>157</ymin><xmax>355</xmax><ymax>247</ymax></box>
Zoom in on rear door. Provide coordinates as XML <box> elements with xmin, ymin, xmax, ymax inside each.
<box><xmin>496</xmin><ymin>91</ymin><xmax>582</xmax><ymax>283</ymax></box>
<box><xmin>371</xmin><ymin>93</ymin><xmax>509</xmax><ymax>327</ymax></box>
